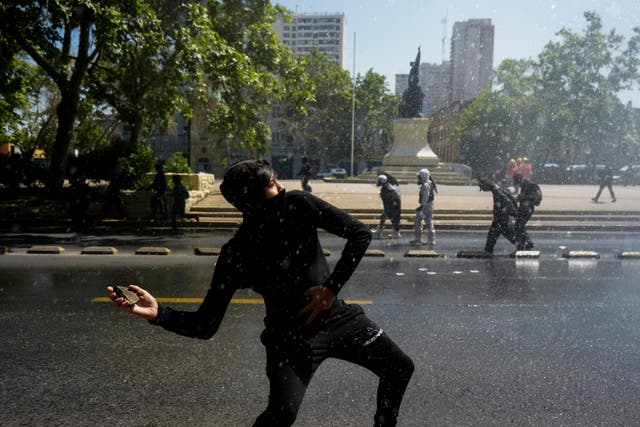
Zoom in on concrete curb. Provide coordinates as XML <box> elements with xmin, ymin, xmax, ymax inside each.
<box><xmin>194</xmin><ymin>247</ymin><xmax>221</xmax><ymax>256</ymax></box>
<box><xmin>457</xmin><ymin>250</ymin><xmax>492</xmax><ymax>259</ymax></box>
<box><xmin>617</xmin><ymin>251</ymin><xmax>640</xmax><ymax>259</ymax></box>
<box><xmin>404</xmin><ymin>250</ymin><xmax>443</xmax><ymax>258</ymax></box>
<box><xmin>81</xmin><ymin>246</ymin><xmax>118</xmax><ymax>255</ymax></box>
<box><xmin>2</xmin><ymin>246</ymin><xmax>640</xmax><ymax>260</ymax></box>
<box><xmin>135</xmin><ymin>247</ymin><xmax>171</xmax><ymax>255</ymax></box>
<box><xmin>364</xmin><ymin>249</ymin><xmax>385</xmax><ymax>257</ymax></box>
<box><xmin>562</xmin><ymin>250</ymin><xmax>600</xmax><ymax>259</ymax></box>
<box><xmin>27</xmin><ymin>245</ymin><xmax>65</xmax><ymax>254</ymax></box>
<box><xmin>512</xmin><ymin>250</ymin><xmax>541</xmax><ymax>259</ymax></box>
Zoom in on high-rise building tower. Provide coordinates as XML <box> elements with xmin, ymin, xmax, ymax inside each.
<box><xmin>273</xmin><ymin>12</ymin><xmax>346</xmax><ymax>66</ymax></box>
<box><xmin>449</xmin><ymin>19</ymin><xmax>494</xmax><ymax>103</ymax></box>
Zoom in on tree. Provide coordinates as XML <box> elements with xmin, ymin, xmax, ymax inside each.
<box><xmin>354</xmin><ymin>70</ymin><xmax>397</xmax><ymax>158</ymax></box>
<box><xmin>196</xmin><ymin>1</ymin><xmax>310</xmax><ymax>159</ymax></box>
<box><xmin>534</xmin><ymin>11</ymin><xmax>640</xmax><ymax>165</ymax></box>
<box><xmin>452</xmin><ymin>12</ymin><xmax>640</xmax><ymax>174</ymax></box>
<box><xmin>88</xmin><ymin>0</ymin><xmax>208</xmax><ymax>147</ymax></box>
<box><xmin>1</xmin><ymin>0</ymin><xmax>310</xmax><ymax>192</ymax></box>
<box><xmin>280</xmin><ymin>48</ymin><xmax>352</xmax><ymax>167</ymax></box>
<box><xmin>453</xmin><ymin>90</ymin><xmax>521</xmax><ymax>175</ymax></box>
<box><xmin>0</xmin><ymin>37</ymin><xmax>30</xmax><ymax>141</ymax></box>
<box><xmin>0</xmin><ymin>0</ymin><xmax>144</xmax><ymax>194</ymax></box>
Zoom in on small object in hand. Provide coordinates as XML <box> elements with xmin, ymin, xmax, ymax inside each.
<box><xmin>114</xmin><ymin>285</ymin><xmax>140</xmax><ymax>305</ymax></box>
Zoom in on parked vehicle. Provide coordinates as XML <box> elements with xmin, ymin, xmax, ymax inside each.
<box><xmin>317</xmin><ymin>168</ymin><xmax>348</xmax><ymax>179</ymax></box>
<box><xmin>620</xmin><ymin>165</ymin><xmax>640</xmax><ymax>186</ymax></box>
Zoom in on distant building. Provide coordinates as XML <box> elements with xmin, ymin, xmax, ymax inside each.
<box><xmin>428</xmin><ymin>100</ymin><xmax>471</xmax><ymax>163</ymax></box>
<box><xmin>419</xmin><ymin>61</ymin><xmax>451</xmax><ymax>115</ymax></box>
<box><xmin>395</xmin><ymin>74</ymin><xmax>409</xmax><ymax>98</ymax></box>
<box><xmin>273</xmin><ymin>12</ymin><xmax>346</xmax><ymax>67</ymax></box>
<box><xmin>449</xmin><ymin>19</ymin><xmax>494</xmax><ymax>103</ymax></box>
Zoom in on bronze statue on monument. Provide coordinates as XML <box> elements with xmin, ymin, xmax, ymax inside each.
<box><xmin>398</xmin><ymin>47</ymin><xmax>425</xmax><ymax>118</ymax></box>
<box><xmin>382</xmin><ymin>47</ymin><xmax>439</xmax><ymax>175</ymax></box>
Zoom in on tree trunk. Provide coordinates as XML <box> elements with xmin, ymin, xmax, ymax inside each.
<box><xmin>46</xmin><ymin>5</ymin><xmax>94</xmax><ymax>196</ymax></box>
<box><xmin>129</xmin><ymin>113</ymin><xmax>144</xmax><ymax>145</ymax></box>
<box><xmin>48</xmin><ymin>88</ymin><xmax>80</xmax><ymax>195</ymax></box>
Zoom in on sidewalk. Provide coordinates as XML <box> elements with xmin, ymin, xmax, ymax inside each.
<box><xmin>196</xmin><ymin>180</ymin><xmax>640</xmax><ymax>213</ymax></box>
<box><xmin>1</xmin><ymin>181</ymin><xmax>638</xmax><ymax>234</ymax></box>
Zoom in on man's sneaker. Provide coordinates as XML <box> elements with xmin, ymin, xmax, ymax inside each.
<box><xmin>592</xmin><ymin>197</ymin><xmax>598</xmax><ymax>203</ymax></box>
<box><xmin>391</xmin><ymin>230</ymin><xmax>402</xmax><ymax>239</ymax></box>
<box><xmin>611</xmin><ymin>198</ymin><xmax>617</xmax><ymax>203</ymax></box>
<box><xmin>409</xmin><ymin>239</ymin><xmax>426</xmax><ymax>246</ymax></box>
<box><xmin>371</xmin><ymin>227</ymin><xmax>383</xmax><ymax>239</ymax></box>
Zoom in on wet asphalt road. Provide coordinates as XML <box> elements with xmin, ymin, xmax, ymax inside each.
<box><xmin>1</xmin><ymin>231</ymin><xmax>640</xmax><ymax>426</ymax></box>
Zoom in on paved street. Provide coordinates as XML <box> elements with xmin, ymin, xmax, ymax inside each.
<box><xmin>2</xmin><ymin>182</ymin><xmax>640</xmax><ymax>426</ymax></box>
<box><xmin>2</xmin><ymin>238</ymin><xmax>640</xmax><ymax>426</ymax></box>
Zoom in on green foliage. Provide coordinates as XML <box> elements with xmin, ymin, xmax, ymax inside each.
<box><xmin>1</xmin><ymin>0</ymin><xmax>310</xmax><ymax>192</ymax></box>
<box><xmin>118</xmin><ymin>142</ymin><xmax>155</xmax><ymax>190</ymax></box>
<box><xmin>164</xmin><ymin>152</ymin><xmax>192</xmax><ymax>173</ymax></box>
<box><xmin>454</xmin><ymin>11</ymin><xmax>640</xmax><ymax>173</ymax></box>
<box><xmin>453</xmin><ymin>90</ymin><xmax>521</xmax><ymax>174</ymax></box>
<box><xmin>88</xmin><ymin>0</ymin><xmax>199</xmax><ymax>146</ymax></box>
<box><xmin>354</xmin><ymin>70</ymin><xmax>398</xmax><ymax>157</ymax></box>
<box><xmin>194</xmin><ymin>1</ymin><xmax>311</xmax><ymax>158</ymax></box>
<box><xmin>279</xmin><ymin>48</ymin><xmax>352</xmax><ymax>165</ymax></box>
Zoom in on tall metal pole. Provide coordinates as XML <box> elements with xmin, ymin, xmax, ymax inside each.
<box><xmin>350</xmin><ymin>32</ymin><xmax>356</xmax><ymax>177</ymax></box>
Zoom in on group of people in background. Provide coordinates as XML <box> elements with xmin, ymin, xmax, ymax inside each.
<box><xmin>503</xmin><ymin>157</ymin><xmax>532</xmax><ymax>194</ymax></box>
<box><xmin>296</xmin><ymin>160</ymin><xmax>438</xmax><ymax>248</ymax></box>
<box><xmin>149</xmin><ymin>161</ymin><xmax>199</xmax><ymax>229</ymax></box>
<box><xmin>372</xmin><ymin>168</ymin><xmax>541</xmax><ymax>254</ymax></box>
<box><xmin>371</xmin><ymin>169</ymin><xmax>437</xmax><ymax>248</ymax></box>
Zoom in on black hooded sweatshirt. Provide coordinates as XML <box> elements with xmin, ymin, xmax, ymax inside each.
<box><xmin>150</xmin><ymin>189</ymin><xmax>372</xmax><ymax>339</ymax></box>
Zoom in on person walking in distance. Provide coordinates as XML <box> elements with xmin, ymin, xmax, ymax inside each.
<box><xmin>107</xmin><ymin>159</ymin><xmax>414</xmax><ymax>427</ymax></box>
<box><xmin>478</xmin><ymin>178</ymin><xmax>518</xmax><ymax>254</ymax></box>
<box><xmin>512</xmin><ymin>172</ymin><xmax>542</xmax><ymax>250</ymax></box>
<box><xmin>410</xmin><ymin>168</ymin><xmax>436</xmax><ymax>247</ymax></box>
<box><xmin>592</xmin><ymin>165</ymin><xmax>616</xmax><ymax>203</ymax></box>
<box><xmin>371</xmin><ymin>173</ymin><xmax>402</xmax><ymax>239</ymax></box>
<box><xmin>297</xmin><ymin>157</ymin><xmax>313</xmax><ymax>192</ymax></box>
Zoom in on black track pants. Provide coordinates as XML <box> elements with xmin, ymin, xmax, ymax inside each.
<box><xmin>253</xmin><ymin>302</ymin><xmax>414</xmax><ymax>427</ymax></box>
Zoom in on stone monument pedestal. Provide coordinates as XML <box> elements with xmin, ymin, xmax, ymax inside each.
<box><xmin>383</xmin><ymin>118</ymin><xmax>439</xmax><ymax>173</ymax></box>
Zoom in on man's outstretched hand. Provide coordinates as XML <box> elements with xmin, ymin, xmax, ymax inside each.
<box><xmin>107</xmin><ymin>284</ymin><xmax>158</xmax><ymax>321</ymax></box>
<box><xmin>298</xmin><ymin>285</ymin><xmax>336</xmax><ymax>326</ymax></box>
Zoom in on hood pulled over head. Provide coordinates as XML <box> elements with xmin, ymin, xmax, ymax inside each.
<box><xmin>417</xmin><ymin>168</ymin><xmax>430</xmax><ymax>184</ymax></box>
<box><xmin>220</xmin><ymin>159</ymin><xmax>274</xmax><ymax>212</ymax></box>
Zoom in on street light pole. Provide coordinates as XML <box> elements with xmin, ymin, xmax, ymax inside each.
<box><xmin>350</xmin><ymin>32</ymin><xmax>356</xmax><ymax>177</ymax></box>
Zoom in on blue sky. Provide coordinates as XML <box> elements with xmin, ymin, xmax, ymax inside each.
<box><xmin>274</xmin><ymin>0</ymin><xmax>640</xmax><ymax>104</ymax></box>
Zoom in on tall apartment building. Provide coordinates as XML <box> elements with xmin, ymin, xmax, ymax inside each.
<box><xmin>273</xmin><ymin>12</ymin><xmax>346</xmax><ymax>67</ymax></box>
<box><xmin>449</xmin><ymin>19</ymin><xmax>494</xmax><ymax>103</ymax></box>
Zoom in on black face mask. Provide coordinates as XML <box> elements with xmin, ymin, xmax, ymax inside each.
<box><xmin>244</xmin><ymin>189</ymin><xmax>286</xmax><ymax>222</ymax></box>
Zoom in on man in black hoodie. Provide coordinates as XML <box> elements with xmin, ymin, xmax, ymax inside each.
<box><xmin>107</xmin><ymin>159</ymin><xmax>414</xmax><ymax>427</ymax></box>
<box><xmin>478</xmin><ymin>178</ymin><xmax>517</xmax><ymax>254</ymax></box>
